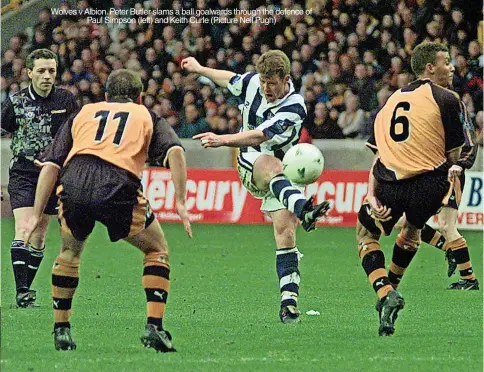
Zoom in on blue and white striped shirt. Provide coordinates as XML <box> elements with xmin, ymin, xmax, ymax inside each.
<box><xmin>227</xmin><ymin>72</ymin><xmax>307</xmax><ymax>160</ymax></box>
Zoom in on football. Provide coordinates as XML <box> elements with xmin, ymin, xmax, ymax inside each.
<box><xmin>282</xmin><ymin>143</ymin><xmax>325</xmax><ymax>185</ymax></box>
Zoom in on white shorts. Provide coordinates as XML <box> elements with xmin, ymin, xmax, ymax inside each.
<box><xmin>236</xmin><ymin>151</ymin><xmax>304</xmax><ymax>212</ymax></box>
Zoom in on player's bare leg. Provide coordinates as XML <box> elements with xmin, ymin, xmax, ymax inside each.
<box><xmin>253</xmin><ymin>155</ymin><xmax>329</xmax><ymax>231</ymax></box>
<box><xmin>438</xmin><ymin>208</ymin><xmax>479</xmax><ymax>290</ymax></box>
<box><xmin>12</xmin><ymin>208</ymin><xmax>49</xmax><ymax>307</ymax></box>
<box><xmin>269</xmin><ymin>209</ymin><xmax>301</xmax><ymax>324</ymax></box>
<box><xmin>125</xmin><ymin>220</ymin><xmax>176</xmax><ymax>352</ymax></box>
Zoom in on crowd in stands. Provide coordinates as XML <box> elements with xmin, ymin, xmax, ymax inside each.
<box><xmin>1</xmin><ymin>0</ymin><xmax>483</xmax><ymax>145</ymax></box>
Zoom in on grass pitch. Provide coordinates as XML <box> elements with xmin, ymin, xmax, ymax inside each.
<box><xmin>1</xmin><ymin>219</ymin><xmax>482</xmax><ymax>371</ymax></box>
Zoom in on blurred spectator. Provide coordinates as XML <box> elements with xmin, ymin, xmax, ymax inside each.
<box><xmin>175</xmin><ymin>104</ymin><xmax>210</xmax><ymax>138</ymax></box>
<box><xmin>306</xmin><ymin>103</ymin><xmax>344</xmax><ymax>139</ymax></box>
<box><xmin>1</xmin><ymin>0</ymin><xmax>481</xmax><ymax>142</ymax></box>
<box><xmin>337</xmin><ymin>92</ymin><xmax>367</xmax><ymax>138</ymax></box>
<box><xmin>351</xmin><ymin>64</ymin><xmax>377</xmax><ymax>112</ymax></box>
<box><xmin>467</xmin><ymin>40</ymin><xmax>483</xmax><ymax>76</ymax></box>
<box><xmin>363</xmin><ymin>86</ymin><xmax>393</xmax><ymax>138</ymax></box>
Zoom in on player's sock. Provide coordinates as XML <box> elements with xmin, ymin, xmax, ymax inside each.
<box><xmin>447</xmin><ymin>237</ymin><xmax>476</xmax><ymax>280</ymax></box>
<box><xmin>421</xmin><ymin>224</ymin><xmax>447</xmax><ymax>250</ymax></box>
<box><xmin>143</xmin><ymin>251</ymin><xmax>170</xmax><ymax>330</ymax></box>
<box><xmin>269</xmin><ymin>174</ymin><xmax>307</xmax><ymax>219</ymax></box>
<box><xmin>388</xmin><ymin>234</ymin><xmax>419</xmax><ymax>288</ymax></box>
<box><xmin>11</xmin><ymin>240</ymin><xmax>30</xmax><ymax>294</ymax></box>
<box><xmin>276</xmin><ymin>247</ymin><xmax>301</xmax><ymax>308</ymax></box>
<box><xmin>358</xmin><ymin>239</ymin><xmax>393</xmax><ymax>299</ymax></box>
<box><xmin>52</xmin><ymin>256</ymin><xmax>80</xmax><ymax>329</ymax></box>
<box><xmin>27</xmin><ymin>245</ymin><xmax>45</xmax><ymax>288</ymax></box>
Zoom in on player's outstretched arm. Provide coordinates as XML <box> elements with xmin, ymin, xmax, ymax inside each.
<box><xmin>24</xmin><ymin>164</ymin><xmax>60</xmax><ymax>245</ymax></box>
<box><xmin>181</xmin><ymin>57</ymin><xmax>235</xmax><ymax>88</ymax></box>
<box><xmin>193</xmin><ymin>130</ymin><xmax>267</xmax><ymax>148</ymax></box>
<box><xmin>167</xmin><ymin>147</ymin><xmax>192</xmax><ymax>238</ymax></box>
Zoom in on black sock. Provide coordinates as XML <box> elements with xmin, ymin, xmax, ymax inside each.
<box><xmin>388</xmin><ymin>243</ymin><xmax>418</xmax><ymax>287</ymax></box>
<box><xmin>421</xmin><ymin>224</ymin><xmax>446</xmax><ymax>250</ymax></box>
<box><xmin>11</xmin><ymin>240</ymin><xmax>30</xmax><ymax>293</ymax></box>
<box><xmin>27</xmin><ymin>246</ymin><xmax>45</xmax><ymax>288</ymax></box>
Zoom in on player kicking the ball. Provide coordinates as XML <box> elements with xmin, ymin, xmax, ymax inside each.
<box><xmin>181</xmin><ymin>50</ymin><xmax>330</xmax><ymax>324</ymax></box>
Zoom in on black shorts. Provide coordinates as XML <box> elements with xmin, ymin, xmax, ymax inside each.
<box><xmin>57</xmin><ymin>155</ymin><xmax>154</xmax><ymax>242</ymax></box>
<box><xmin>359</xmin><ymin>171</ymin><xmax>451</xmax><ymax>236</ymax></box>
<box><xmin>8</xmin><ymin>158</ymin><xmax>58</xmax><ymax>214</ymax></box>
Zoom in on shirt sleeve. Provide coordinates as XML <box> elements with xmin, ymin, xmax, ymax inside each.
<box><xmin>366</xmin><ymin>132</ymin><xmax>378</xmax><ymax>154</ymax></box>
<box><xmin>148</xmin><ymin>116</ymin><xmax>184</xmax><ymax>168</ymax></box>
<box><xmin>0</xmin><ymin>96</ymin><xmax>16</xmax><ymax>134</ymax></box>
<box><xmin>226</xmin><ymin>72</ymin><xmax>256</xmax><ymax>101</ymax></box>
<box><xmin>456</xmin><ymin>101</ymin><xmax>478</xmax><ymax>169</ymax></box>
<box><xmin>256</xmin><ymin>103</ymin><xmax>307</xmax><ymax>139</ymax></box>
<box><xmin>35</xmin><ymin>112</ymin><xmax>77</xmax><ymax>169</ymax></box>
<box><xmin>433</xmin><ymin>88</ymin><xmax>466</xmax><ymax>152</ymax></box>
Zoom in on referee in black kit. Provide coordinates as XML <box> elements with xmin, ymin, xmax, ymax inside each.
<box><xmin>1</xmin><ymin>49</ymin><xmax>78</xmax><ymax>307</ymax></box>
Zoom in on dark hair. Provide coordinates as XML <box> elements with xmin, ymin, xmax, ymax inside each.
<box><xmin>411</xmin><ymin>42</ymin><xmax>449</xmax><ymax>76</ymax></box>
<box><xmin>25</xmin><ymin>48</ymin><xmax>58</xmax><ymax>70</ymax></box>
<box><xmin>105</xmin><ymin>69</ymin><xmax>143</xmax><ymax>101</ymax></box>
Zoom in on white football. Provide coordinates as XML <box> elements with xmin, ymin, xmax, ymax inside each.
<box><xmin>282</xmin><ymin>143</ymin><xmax>325</xmax><ymax>185</ymax></box>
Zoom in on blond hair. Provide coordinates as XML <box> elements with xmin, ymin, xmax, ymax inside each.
<box><xmin>256</xmin><ymin>50</ymin><xmax>291</xmax><ymax>79</ymax></box>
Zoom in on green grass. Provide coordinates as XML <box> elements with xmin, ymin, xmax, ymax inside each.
<box><xmin>1</xmin><ymin>219</ymin><xmax>482</xmax><ymax>371</ymax></box>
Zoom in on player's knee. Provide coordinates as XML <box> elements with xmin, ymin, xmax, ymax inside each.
<box><xmin>396</xmin><ymin>232</ymin><xmax>420</xmax><ymax>251</ymax></box>
<box><xmin>254</xmin><ymin>156</ymin><xmax>283</xmax><ymax>185</ymax></box>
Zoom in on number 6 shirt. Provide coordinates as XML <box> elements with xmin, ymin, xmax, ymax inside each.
<box><xmin>366</xmin><ymin>79</ymin><xmax>465</xmax><ymax>182</ymax></box>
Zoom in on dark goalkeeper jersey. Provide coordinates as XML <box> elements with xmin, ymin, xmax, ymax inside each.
<box><xmin>1</xmin><ymin>85</ymin><xmax>78</xmax><ymax>171</ymax></box>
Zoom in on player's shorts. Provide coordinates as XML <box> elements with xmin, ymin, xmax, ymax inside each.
<box><xmin>8</xmin><ymin>158</ymin><xmax>58</xmax><ymax>214</ymax></box>
<box><xmin>443</xmin><ymin>173</ymin><xmax>465</xmax><ymax>210</ymax></box>
<box><xmin>358</xmin><ymin>170</ymin><xmax>451</xmax><ymax>236</ymax></box>
<box><xmin>237</xmin><ymin>151</ymin><xmax>304</xmax><ymax>212</ymax></box>
<box><xmin>57</xmin><ymin>155</ymin><xmax>154</xmax><ymax>242</ymax></box>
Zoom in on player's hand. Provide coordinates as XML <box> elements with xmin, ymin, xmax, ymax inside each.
<box><xmin>368</xmin><ymin>196</ymin><xmax>392</xmax><ymax>222</ymax></box>
<box><xmin>193</xmin><ymin>132</ymin><xmax>225</xmax><ymax>148</ymax></box>
<box><xmin>448</xmin><ymin>164</ymin><xmax>462</xmax><ymax>182</ymax></box>
<box><xmin>175</xmin><ymin>200</ymin><xmax>192</xmax><ymax>238</ymax></box>
<box><xmin>181</xmin><ymin>57</ymin><xmax>202</xmax><ymax>74</ymax></box>
<box><xmin>23</xmin><ymin>215</ymin><xmax>41</xmax><ymax>246</ymax></box>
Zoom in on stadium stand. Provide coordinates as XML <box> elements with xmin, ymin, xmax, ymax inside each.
<box><xmin>1</xmin><ymin>0</ymin><xmax>483</xmax><ymax>143</ymax></box>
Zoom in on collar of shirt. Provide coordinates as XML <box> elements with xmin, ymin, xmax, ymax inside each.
<box><xmin>260</xmin><ymin>78</ymin><xmax>296</xmax><ymax>109</ymax></box>
<box><xmin>28</xmin><ymin>84</ymin><xmax>55</xmax><ymax>100</ymax></box>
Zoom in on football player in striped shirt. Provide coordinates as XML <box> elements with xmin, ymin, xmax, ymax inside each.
<box><xmin>182</xmin><ymin>50</ymin><xmax>330</xmax><ymax>324</ymax></box>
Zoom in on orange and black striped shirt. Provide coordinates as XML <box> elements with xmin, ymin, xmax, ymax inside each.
<box><xmin>36</xmin><ymin>99</ymin><xmax>182</xmax><ymax>178</ymax></box>
<box><xmin>367</xmin><ymin>80</ymin><xmax>465</xmax><ymax>182</ymax></box>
